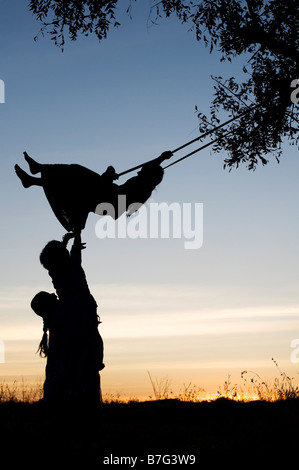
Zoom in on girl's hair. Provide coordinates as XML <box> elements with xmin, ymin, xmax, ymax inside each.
<box><xmin>37</xmin><ymin>318</ymin><xmax>50</xmax><ymax>358</ymax></box>
<box><xmin>39</xmin><ymin>240</ymin><xmax>70</xmax><ymax>270</ymax></box>
<box><xmin>31</xmin><ymin>291</ymin><xmax>55</xmax><ymax>358</ymax></box>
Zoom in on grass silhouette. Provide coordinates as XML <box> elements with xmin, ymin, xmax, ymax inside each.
<box><xmin>1</xmin><ymin>360</ymin><xmax>299</xmax><ymax>458</ymax></box>
<box><xmin>1</xmin><ymin>359</ymin><xmax>299</xmax><ymax>404</ymax></box>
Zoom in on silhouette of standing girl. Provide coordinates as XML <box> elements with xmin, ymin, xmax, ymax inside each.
<box><xmin>31</xmin><ymin>233</ymin><xmax>104</xmax><ymax>451</ymax></box>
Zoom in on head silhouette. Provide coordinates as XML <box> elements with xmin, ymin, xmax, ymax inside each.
<box><xmin>138</xmin><ymin>164</ymin><xmax>164</xmax><ymax>187</ymax></box>
<box><xmin>31</xmin><ymin>291</ymin><xmax>58</xmax><ymax>357</ymax></box>
<box><xmin>31</xmin><ymin>291</ymin><xmax>58</xmax><ymax>318</ymax></box>
<box><xmin>40</xmin><ymin>240</ymin><xmax>70</xmax><ymax>271</ymax></box>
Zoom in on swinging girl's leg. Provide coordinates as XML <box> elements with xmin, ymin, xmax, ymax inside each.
<box><xmin>23</xmin><ymin>151</ymin><xmax>42</xmax><ymax>174</ymax></box>
<box><xmin>14</xmin><ymin>164</ymin><xmax>43</xmax><ymax>188</ymax></box>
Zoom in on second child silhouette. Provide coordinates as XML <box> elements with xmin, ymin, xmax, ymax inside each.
<box><xmin>37</xmin><ymin>232</ymin><xmax>104</xmax><ymax>400</ymax></box>
<box><xmin>31</xmin><ymin>232</ymin><xmax>104</xmax><ymax>451</ymax></box>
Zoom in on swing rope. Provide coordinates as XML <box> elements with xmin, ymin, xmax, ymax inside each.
<box><xmin>117</xmin><ymin>104</ymin><xmax>258</xmax><ymax>177</ymax></box>
<box><xmin>163</xmin><ymin>129</ymin><xmax>234</xmax><ymax>170</ymax></box>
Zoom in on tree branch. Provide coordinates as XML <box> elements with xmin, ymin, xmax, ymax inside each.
<box><xmin>245</xmin><ymin>0</ymin><xmax>299</xmax><ymax>63</ymax></box>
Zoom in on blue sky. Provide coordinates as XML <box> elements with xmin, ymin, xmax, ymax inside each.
<box><xmin>0</xmin><ymin>0</ymin><xmax>299</xmax><ymax>398</ymax></box>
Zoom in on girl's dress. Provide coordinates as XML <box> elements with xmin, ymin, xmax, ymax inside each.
<box><xmin>40</xmin><ymin>161</ymin><xmax>164</xmax><ymax>231</ymax></box>
<box><xmin>41</xmin><ymin>163</ymin><xmax>106</xmax><ymax>232</ymax></box>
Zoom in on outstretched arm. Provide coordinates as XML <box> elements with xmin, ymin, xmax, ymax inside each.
<box><xmin>62</xmin><ymin>232</ymin><xmax>75</xmax><ymax>248</ymax></box>
<box><xmin>135</xmin><ymin>151</ymin><xmax>173</xmax><ymax>176</ymax></box>
<box><xmin>72</xmin><ymin>231</ymin><xmax>86</xmax><ymax>265</ymax></box>
<box><xmin>62</xmin><ymin>231</ymin><xmax>86</xmax><ymax>264</ymax></box>
<box><xmin>153</xmin><ymin>150</ymin><xmax>173</xmax><ymax>166</ymax></box>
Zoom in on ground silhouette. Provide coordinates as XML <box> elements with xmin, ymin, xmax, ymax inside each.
<box><xmin>1</xmin><ymin>397</ymin><xmax>299</xmax><ymax>462</ymax></box>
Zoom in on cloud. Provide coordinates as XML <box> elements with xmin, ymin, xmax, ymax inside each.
<box><xmin>1</xmin><ymin>284</ymin><xmax>298</xmax><ymax>342</ymax></box>
<box><xmin>1</xmin><ymin>284</ymin><xmax>298</xmax><ymax>393</ymax></box>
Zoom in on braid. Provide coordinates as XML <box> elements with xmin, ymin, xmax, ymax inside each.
<box><xmin>37</xmin><ymin>318</ymin><xmax>50</xmax><ymax>358</ymax></box>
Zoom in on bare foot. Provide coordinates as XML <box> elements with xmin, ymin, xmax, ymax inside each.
<box><xmin>23</xmin><ymin>151</ymin><xmax>41</xmax><ymax>174</ymax></box>
<box><xmin>14</xmin><ymin>164</ymin><xmax>33</xmax><ymax>188</ymax></box>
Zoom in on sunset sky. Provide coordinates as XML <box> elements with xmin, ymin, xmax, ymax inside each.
<box><xmin>0</xmin><ymin>0</ymin><xmax>299</xmax><ymax>399</ymax></box>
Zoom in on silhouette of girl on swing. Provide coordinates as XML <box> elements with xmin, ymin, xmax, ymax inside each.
<box><xmin>15</xmin><ymin>150</ymin><xmax>172</xmax><ymax>232</ymax></box>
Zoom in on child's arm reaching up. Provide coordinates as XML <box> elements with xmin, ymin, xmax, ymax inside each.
<box><xmin>62</xmin><ymin>232</ymin><xmax>75</xmax><ymax>247</ymax></box>
<box><xmin>62</xmin><ymin>231</ymin><xmax>86</xmax><ymax>265</ymax></box>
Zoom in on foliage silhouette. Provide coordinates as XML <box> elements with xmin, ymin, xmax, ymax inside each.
<box><xmin>29</xmin><ymin>0</ymin><xmax>299</xmax><ymax>170</ymax></box>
